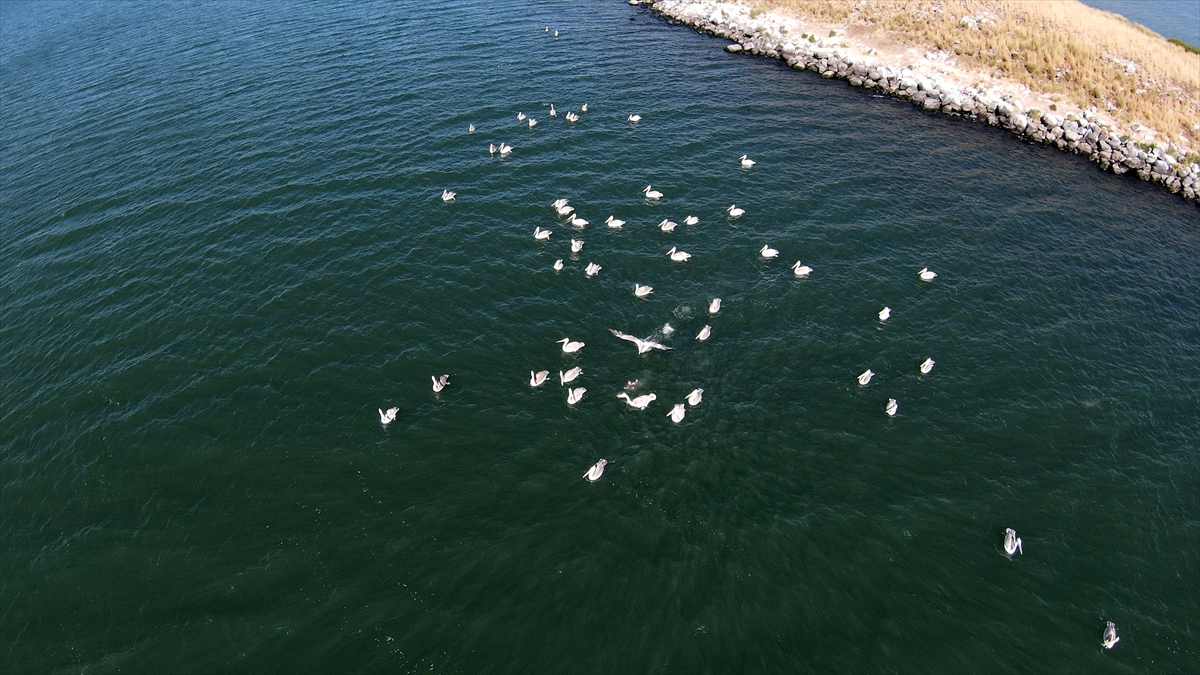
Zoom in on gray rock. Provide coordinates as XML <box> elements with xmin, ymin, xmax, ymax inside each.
<box><xmin>1064</xmin><ymin>129</ymin><xmax>1080</xmax><ymax>142</ymax></box>
<box><xmin>848</xmin><ymin>76</ymin><xmax>863</xmax><ymax>87</ymax></box>
<box><xmin>1154</xmin><ymin>160</ymin><xmax>1170</xmax><ymax>174</ymax></box>
<box><xmin>923</xmin><ymin>98</ymin><xmax>940</xmax><ymax>110</ymax></box>
<box><xmin>726</xmin><ymin>43</ymin><xmax>743</xmax><ymax>53</ymax></box>
<box><xmin>853</xmin><ymin>63</ymin><xmax>868</xmax><ymax>76</ymax></box>
<box><xmin>1125</xmin><ymin>156</ymin><xmax>1145</xmax><ymax>169</ymax></box>
<box><xmin>1010</xmin><ymin>113</ymin><xmax>1028</xmax><ymax>131</ymax></box>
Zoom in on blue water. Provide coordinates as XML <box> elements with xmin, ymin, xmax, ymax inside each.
<box><xmin>1081</xmin><ymin>0</ymin><xmax>1200</xmax><ymax>46</ymax></box>
<box><xmin>2</xmin><ymin>1</ymin><xmax>1198</xmax><ymax>672</ymax></box>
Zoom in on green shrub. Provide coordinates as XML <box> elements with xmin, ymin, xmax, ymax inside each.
<box><xmin>1168</xmin><ymin>38</ymin><xmax>1200</xmax><ymax>54</ymax></box>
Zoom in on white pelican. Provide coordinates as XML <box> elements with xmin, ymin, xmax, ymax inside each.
<box><xmin>920</xmin><ymin>358</ymin><xmax>935</xmax><ymax>374</ymax></box>
<box><xmin>379</xmin><ymin>406</ymin><xmax>399</xmax><ymax>425</ymax></box>
<box><xmin>489</xmin><ymin>143</ymin><xmax>496</xmax><ymax>155</ymax></box>
<box><xmin>634</xmin><ymin>284</ymin><xmax>653</xmax><ymax>298</ymax></box>
<box><xmin>552</xmin><ymin>198</ymin><xmax>569</xmax><ymax>209</ymax></box>
<box><xmin>468</xmin><ymin>123</ymin><xmax>475</xmax><ymax>133</ymax></box>
<box><xmin>609</xmin><ymin>328</ymin><xmax>673</xmax><ymax>354</ymax></box>
<box><xmin>440</xmin><ymin>189</ymin><xmax>456</xmax><ymax>203</ymax></box>
<box><xmin>760</xmin><ymin>244</ymin><xmax>779</xmax><ymax>258</ymax></box>
<box><xmin>517</xmin><ymin>112</ymin><xmax>526</xmax><ymax>121</ymax></box>
<box><xmin>1102</xmin><ymin>622</ymin><xmax>1119</xmax><ymax>650</ymax></box>
<box><xmin>1003</xmin><ymin>528</ymin><xmax>1023</xmax><ymax>556</ymax></box>
<box><xmin>605</xmin><ymin>215</ymin><xmax>625</xmax><ymax>229</ymax></box>
<box><xmin>709</xmin><ymin>298</ymin><xmax>722</xmax><ymax>314</ymax></box>
<box><xmin>628</xmin><ymin>114</ymin><xmax>641</xmax><ymax>122</ymax></box>
<box><xmin>727</xmin><ymin>204</ymin><xmax>744</xmax><ymax>218</ymax></box>
<box><xmin>552</xmin><ymin>259</ymin><xmax>564</xmax><ymax>271</ymax></box>
<box><xmin>432</xmin><ymin>374</ymin><xmax>450</xmax><ymax>392</ymax></box>
<box><xmin>857</xmin><ymin>369</ymin><xmax>874</xmax><ymax>386</ymax></box>
<box><xmin>556</xmin><ymin>203</ymin><xmax>575</xmax><ymax>216</ymax></box>
<box><xmin>792</xmin><ymin>261</ymin><xmax>813</xmax><ymax>277</ymax></box>
<box><xmin>567</xmin><ymin>387</ymin><xmax>586</xmax><ymax>405</ymax></box>
<box><xmin>878</xmin><ymin>306</ymin><xmax>891</xmax><ymax>322</ymax></box>
<box><xmin>583</xmin><ymin>458</ymin><xmax>607</xmax><ymax>482</ymax></box>
<box><xmin>686</xmin><ymin>388</ymin><xmax>703</xmax><ymax>406</ymax></box>
<box><xmin>534</xmin><ymin>227</ymin><xmax>551</xmax><ymax>241</ymax></box>
<box><xmin>528</xmin><ymin>118</ymin><xmax>538</xmax><ymax>128</ymax></box>
<box><xmin>549</xmin><ymin>104</ymin><xmax>557</xmax><ymax>117</ymax></box>
<box><xmin>499</xmin><ymin>143</ymin><xmax>513</xmax><ymax>155</ymax></box>
<box><xmin>559</xmin><ymin>367</ymin><xmax>582</xmax><ymax>385</ymax></box>
<box><xmin>658</xmin><ymin>219</ymin><xmax>677</xmax><ymax>232</ymax></box>
<box><xmin>666</xmin><ymin>246</ymin><xmax>690</xmax><ymax>262</ymax></box>
<box><xmin>571</xmin><ymin>239</ymin><xmax>584</xmax><ymax>253</ymax></box>
<box><xmin>617</xmin><ymin>392</ymin><xmax>657</xmax><ymax>409</ymax></box>
<box><xmin>918</xmin><ymin>267</ymin><xmax>938</xmax><ymax>281</ymax></box>
<box><xmin>571</xmin><ymin>216</ymin><xmax>588</xmax><ymax>228</ymax></box>
<box><xmin>565</xmin><ymin>111</ymin><xmax>579</xmax><ymax>122</ymax></box>
<box><xmin>643</xmin><ymin>185</ymin><xmax>662</xmax><ymax>200</ymax></box>
<box><xmin>530</xmin><ymin>370</ymin><xmax>549</xmax><ymax>387</ymax></box>
<box><xmin>558</xmin><ymin>338</ymin><xmax>585</xmax><ymax>354</ymax></box>
<box><xmin>695</xmin><ymin>325</ymin><xmax>711</xmax><ymax>341</ymax></box>
<box><xmin>667</xmin><ymin>403</ymin><xmax>686</xmax><ymax>423</ymax></box>
<box><xmin>554</xmin><ymin>30</ymin><xmax>559</xmax><ymax>36</ymax></box>
<box><xmin>885</xmin><ymin>398</ymin><xmax>898</xmax><ymax>417</ymax></box>
<box><xmin>581</xmin><ymin>103</ymin><xmax>588</xmax><ymax>112</ymax></box>
<box><xmin>684</xmin><ymin>215</ymin><xmax>699</xmax><ymax>226</ymax></box>
<box><xmin>739</xmin><ymin>154</ymin><xmax>756</xmax><ymax>167</ymax></box>
<box><xmin>584</xmin><ymin>262</ymin><xmax>602</xmax><ymax>277</ymax></box>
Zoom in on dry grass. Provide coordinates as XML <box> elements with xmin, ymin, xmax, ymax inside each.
<box><xmin>751</xmin><ymin>0</ymin><xmax>1200</xmax><ymax>147</ymax></box>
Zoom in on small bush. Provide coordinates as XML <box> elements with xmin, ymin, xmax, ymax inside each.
<box><xmin>1050</xmin><ymin>103</ymin><xmax>1058</xmax><ymax>111</ymax></box>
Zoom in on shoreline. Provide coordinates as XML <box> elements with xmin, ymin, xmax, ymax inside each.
<box><xmin>639</xmin><ymin>0</ymin><xmax>1200</xmax><ymax>205</ymax></box>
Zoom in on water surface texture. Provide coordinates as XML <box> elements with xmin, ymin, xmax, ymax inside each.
<box><xmin>2</xmin><ymin>1</ymin><xmax>1198</xmax><ymax>673</ymax></box>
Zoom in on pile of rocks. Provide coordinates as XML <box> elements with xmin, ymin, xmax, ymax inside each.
<box><xmin>647</xmin><ymin>0</ymin><xmax>1199</xmax><ymax>203</ymax></box>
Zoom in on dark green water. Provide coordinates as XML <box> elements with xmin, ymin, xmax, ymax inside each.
<box><xmin>2</xmin><ymin>1</ymin><xmax>1198</xmax><ymax>672</ymax></box>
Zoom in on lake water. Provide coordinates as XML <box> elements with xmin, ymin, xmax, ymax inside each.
<box><xmin>2</xmin><ymin>1</ymin><xmax>1198</xmax><ymax>672</ymax></box>
<box><xmin>1080</xmin><ymin>0</ymin><xmax>1200</xmax><ymax>47</ymax></box>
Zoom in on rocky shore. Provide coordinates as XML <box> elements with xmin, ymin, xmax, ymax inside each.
<box><xmin>639</xmin><ymin>0</ymin><xmax>1200</xmax><ymax>204</ymax></box>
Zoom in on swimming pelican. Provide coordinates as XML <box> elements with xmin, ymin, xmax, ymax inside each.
<box><xmin>441</xmin><ymin>189</ymin><xmax>456</xmax><ymax>203</ymax></box>
<box><xmin>544</xmin><ymin>27</ymin><xmax>549</xmax><ymax>32</ymax></box>
<box><xmin>499</xmin><ymin>143</ymin><xmax>513</xmax><ymax>155</ymax></box>
<box><xmin>628</xmin><ymin>114</ymin><xmax>641</xmax><ymax>122</ymax></box>
<box><xmin>567</xmin><ymin>387</ymin><xmax>585</xmax><ymax>405</ymax></box>
<box><xmin>528</xmin><ymin>118</ymin><xmax>538</xmax><ymax>128</ymax></box>
<box><xmin>878</xmin><ymin>306</ymin><xmax>891</xmax><ymax>322</ymax></box>
<box><xmin>667</xmin><ymin>403</ymin><xmax>686</xmax><ymax>423</ymax></box>
<box><xmin>686</xmin><ymin>388</ymin><xmax>703</xmax><ymax>406</ymax></box>
<box><xmin>558</xmin><ymin>338</ymin><xmax>585</xmax><ymax>354</ymax></box>
<box><xmin>571</xmin><ymin>216</ymin><xmax>588</xmax><ymax>228</ymax></box>
<box><xmin>432</xmin><ymin>374</ymin><xmax>450</xmax><ymax>393</ymax></box>
<box><xmin>666</xmin><ymin>246</ymin><xmax>691</xmax><ymax>262</ymax></box>
<box><xmin>920</xmin><ymin>358</ymin><xmax>935</xmax><ymax>374</ymax></box>
<box><xmin>552</xmin><ymin>259</ymin><xmax>564</xmax><ymax>271</ymax></box>
<box><xmin>559</xmin><ymin>367</ymin><xmax>582</xmax><ymax>385</ymax></box>
<box><xmin>740</xmin><ymin>154</ymin><xmax>756</xmax><ymax>167</ymax></box>
<box><xmin>1003</xmin><ymin>528</ymin><xmax>1023</xmax><ymax>556</ymax></box>
<box><xmin>918</xmin><ymin>267</ymin><xmax>938</xmax><ymax>281</ymax></box>
<box><xmin>554</xmin><ymin>30</ymin><xmax>559</xmax><ymax>36</ymax></box>
<box><xmin>643</xmin><ymin>185</ymin><xmax>662</xmax><ymax>200</ymax></box>
<box><xmin>659</xmin><ymin>219</ymin><xmax>678</xmax><ymax>232</ymax></box>
<box><xmin>571</xmin><ymin>239</ymin><xmax>584</xmax><ymax>253</ymax></box>
<box><xmin>885</xmin><ymin>398</ymin><xmax>898</xmax><ymax>417</ymax></box>
<box><xmin>581</xmin><ymin>103</ymin><xmax>588</xmax><ymax>112</ymax></box>
<box><xmin>727</xmin><ymin>204</ymin><xmax>744</xmax><ymax>218</ymax></box>
<box><xmin>583</xmin><ymin>458</ymin><xmax>607</xmax><ymax>482</ymax></box>
<box><xmin>617</xmin><ymin>392</ymin><xmax>657</xmax><ymax>409</ymax></box>
<box><xmin>552</xmin><ymin>198</ymin><xmax>569</xmax><ymax>209</ymax></box>
<box><xmin>609</xmin><ymin>328</ymin><xmax>673</xmax><ymax>354</ymax></box>
<box><xmin>549</xmin><ymin>104</ymin><xmax>557</xmax><ymax>117</ymax></box>
<box><xmin>565</xmin><ymin>111</ymin><xmax>579</xmax><ymax>122</ymax></box>
<box><xmin>1102</xmin><ymin>622</ymin><xmax>1119</xmax><ymax>649</ymax></box>
<box><xmin>634</xmin><ymin>284</ymin><xmax>653</xmax><ymax>298</ymax></box>
<box><xmin>468</xmin><ymin>123</ymin><xmax>475</xmax><ymax>133</ymax></box>
<box><xmin>760</xmin><ymin>244</ymin><xmax>779</xmax><ymax>258</ymax></box>
<box><xmin>489</xmin><ymin>143</ymin><xmax>496</xmax><ymax>154</ymax></box>
<box><xmin>530</xmin><ymin>370</ymin><xmax>549</xmax><ymax>387</ymax></box>
<box><xmin>709</xmin><ymin>298</ymin><xmax>722</xmax><ymax>314</ymax></box>
<box><xmin>605</xmin><ymin>215</ymin><xmax>625</xmax><ymax>229</ymax></box>
<box><xmin>379</xmin><ymin>406</ymin><xmax>399</xmax><ymax>425</ymax></box>
<box><xmin>584</xmin><ymin>262</ymin><xmax>602</xmax><ymax>277</ymax></box>
<box><xmin>695</xmin><ymin>325</ymin><xmax>711</xmax><ymax>341</ymax></box>
<box><xmin>517</xmin><ymin>112</ymin><xmax>526</xmax><ymax>121</ymax></box>
<box><xmin>534</xmin><ymin>227</ymin><xmax>551</xmax><ymax>241</ymax></box>
<box><xmin>792</xmin><ymin>261</ymin><xmax>813</xmax><ymax>277</ymax></box>
<box><xmin>857</xmin><ymin>369</ymin><xmax>874</xmax><ymax>386</ymax></box>
<box><xmin>556</xmin><ymin>204</ymin><xmax>575</xmax><ymax>216</ymax></box>
<box><xmin>684</xmin><ymin>215</ymin><xmax>699</xmax><ymax>225</ymax></box>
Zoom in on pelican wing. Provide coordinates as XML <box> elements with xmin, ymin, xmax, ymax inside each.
<box><xmin>608</xmin><ymin>328</ymin><xmax>639</xmax><ymax>344</ymax></box>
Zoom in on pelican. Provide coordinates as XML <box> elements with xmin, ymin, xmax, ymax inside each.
<box><xmin>441</xmin><ymin>189</ymin><xmax>456</xmax><ymax>203</ymax></box>
<box><xmin>489</xmin><ymin>143</ymin><xmax>496</xmax><ymax>154</ymax></box>
<box><xmin>584</xmin><ymin>262</ymin><xmax>602</xmax><ymax>277</ymax></box>
<box><xmin>499</xmin><ymin>143</ymin><xmax>513</xmax><ymax>155</ymax></box>
<box><xmin>684</xmin><ymin>215</ymin><xmax>699</xmax><ymax>226</ymax></box>
<box><xmin>468</xmin><ymin>123</ymin><xmax>475</xmax><ymax>133</ymax></box>
<box><xmin>624</xmin><ymin>379</ymin><xmax>640</xmax><ymax>389</ymax></box>
<box><xmin>878</xmin><ymin>306</ymin><xmax>891</xmax><ymax>322</ymax></box>
<box><xmin>549</xmin><ymin>104</ymin><xmax>557</xmax><ymax>117</ymax></box>
<box><xmin>727</xmin><ymin>204</ymin><xmax>744</xmax><ymax>218</ymax></box>
<box><xmin>634</xmin><ymin>284</ymin><xmax>653</xmax><ymax>298</ymax></box>
<box><xmin>534</xmin><ymin>227</ymin><xmax>551</xmax><ymax>241</ymax></box>
<box><xmin>696</xmin><ymin>325</ymin><xmax>711</xmax><ymax>341</ymax></box>
<box><xmin>885</xmin><ymin>398</ymin><xmax>898</xmax><ymax>417</ymax></box>
<box><xmin>1102</xmin><ymin>622</ymin><xmax>1119</xmax><ymax>649</ymax></box>
<box><xmin>565</xmin><ymin>111</ymin><xmax>579</xmax><ymax>122</ymax></box>
<box><xmin>792</xmin><ymin>261</ymin><xmax>813</xmax><ymax>277</ymax></box>
<box><xmin>739</xmin><ymin>154</ymin><xmax>756</xmax><ymax>167</ymax></box>
<box><xmin>605</xmin><ymin>215</ymin><xmax>625</xmax><ymax>229</ymax></box>
<box><xmin>583</xmin><ymin>458</ymin><xmax>607</xmax><ymax>482</ymax></box>
<box><xmin>857</xmin><ymin>369</ymin><xmax>874</xmax><ymax>386</ymax></box>
<box><xmin>658</xmin><ymin>219</ymin><xmax>678</xmax><ymax>232</ymax></box>
<box><xmin>530</xmin><ymin>370</ymin><xmax>549</xmax><ymax>387</ymax></box>
<box><xmin>379</xmin><ymin>406</ymin><xmax>399</xmax><ymax>425</ymax></box>
<box><xmin>709</xmin><ymin>298</ymin><xmax>721</xmax><ymax>314</ymax></box>
<box><xmin>544</xmin><ymin>27</ymin><xmax>549</xmax><ymax>32</ymax></box>
<box><xmin>558</xmin><ymin>338</ymin><xmax>585</xmax><ymax>354</ymax></box>
<box><xmin>552</xmin><ymin>198</ymin><xmax>569</xmax><ymax>209</ymax></box>
<box><xmin>554</xmin><ymin>30</ymin><xmax>559</xmax><ymax>36</ymax></box>
<box><xmin>617</xmin><ymin>392</ymin><xmax>657</xmax><ymax>409</ymax></box>
<box><xmin>1003</xmin><ymin>528</ymin><xmax>1023</xmax><ymax>556</ymax></box>
<box><xmin>628</xmin><ymin>114</ymin><xmax>641</xmax><ymax>122</ymax></box>
<box><xmin>432</xmin><ymin>374</ymin><xmax>450</xmax><ymax>393</ymax></box>
<box><xmin>920</xmin><ymin>358</ymin><xmax>935</xmax><ymax>374</ymax></box>
<box><xmin>517</xmin><ymin>112</ymin><xmax>526</xmax><ymax>121</ymax></box>
<box><xmin>643</xmin><ymin>185</ymin><xmax>662</xmax><ymax>200</ymax></box>
<box><xmin>666</xmin><ymin>246</ymin><xmax>691</xmax><ymax>262</ymax></box>
<box><xmin>567</xmin><ymin>387</ymin><xmax>586</xmax><ymax>405</ymax></box>
<box><xmin>667</xmin><ymin>403</ymin><xmax>686</xmax><ymax>423</ymax></box>
<box><xmin>609</xmin><ymin>328</ymin><xmax>673</xmax><ymax>354</ymax></box>
<box><xmin>559</xmin><ymin>367</ymin><xmax>582</xmax><ymax>385</ymax></box>
<box><xmin>687</xmin><ymin>388</ymin><xmax>704</xmax><ymax>406</ymax></box>
<box><xmin>581</xmin><ymin>103</ymin><xmax>588</xmax><ymax>112</ymax></box>
<box><xmin>918</xmin><ymin>267</ymin><xmax>938</xmax><ymax>281</ymax></box>
<box><xmin>552</xmin><ymin>259</ymin><xmax>564</xmax><ymax>271</ymax></box>
<box><xmin>528</xmin><ymin>118</ymin><xmax>538</xmax><ymax>128</ymax></box>
<box><xmin>556</xmin><ymin>203</ymin><xmax>575</xmax><ymax>216</ymax></box>
<box><xmin>570</xmin><ymin>216</ymin><xmax>588</xmax><ymax>228</ymax></box>
<box><xmin>760</xmin><ymin>244</ymin><xmax>779</xmax><ymax>258</ymax></box>
<box><xmin>571</xmin><ymin>239</ymin><xmax>584</xmax><ymax>253</ymax></box>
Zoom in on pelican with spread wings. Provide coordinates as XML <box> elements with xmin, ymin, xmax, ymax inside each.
<box><xmin>608</xmin><ymin>328</ymin><xmax>673</xmax><ymax>355</ymax></box>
